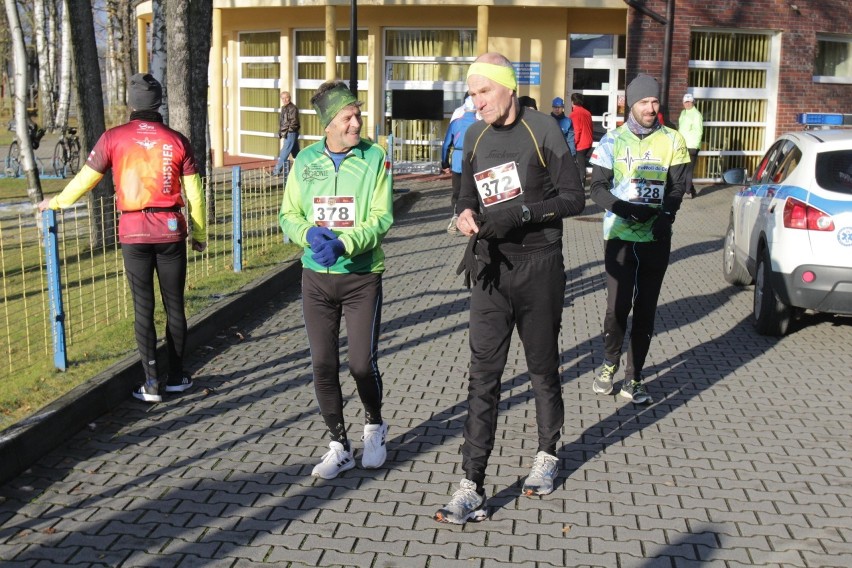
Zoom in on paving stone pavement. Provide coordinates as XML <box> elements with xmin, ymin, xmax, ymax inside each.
<box><xmin>1</xmin><ymin>178</ymin><xmax>851</xmax><ymax>567</ymax></box>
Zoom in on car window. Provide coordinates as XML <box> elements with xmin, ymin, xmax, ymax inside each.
<box><xmin>754</xmin><ymin>140</ymin><xmax>787</xmax><ymax>183</ymax></box>
<box><xmin>816</xmin><ymin>149</ymin><xmax>852</xmax><ymax>195</ymax></box>
<box><xmin>772</xmin><ymin>144</ymin><xmax>802</xmax><ymax>184</ymax></box>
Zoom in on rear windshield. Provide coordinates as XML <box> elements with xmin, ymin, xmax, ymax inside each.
<box><xmin>816</xmin><ymin>150</ymin><xmax>852</xmax><ymax>194</ymax></box>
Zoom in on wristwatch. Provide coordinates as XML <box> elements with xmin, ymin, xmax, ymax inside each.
<box><xmin>521</xmin><ymin>205</ymin><xmax>531</xmax><ymax>223</ymax></box>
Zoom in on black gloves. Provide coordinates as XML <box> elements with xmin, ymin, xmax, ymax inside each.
<box><xmin>652</xmin><ymin>211</ymin><xmax>675</xmax><ymax>241</ymax></box>
<box><xmin>610</xmin><ymin>200</ymin><xmax>657</xmax><ymax>223</ymax></box>
<box><xmin>476</xmin><ymin>207</ymin><xmax>525</xmax><ymax>239</ymax></box>
<box><xmin>456</xmin><ymin>233</ymin><xmax>480</xmax><ymax>288</ymax></box>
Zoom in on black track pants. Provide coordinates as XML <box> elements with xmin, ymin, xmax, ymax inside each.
<box><xmin>121</xmin><ymin>241</ymin><xmax>188</xmax><ymax>381</ymax></box>
<box><xmin>602</xmin><ymin>238</ymin><xmax>671</xmax><ymax>380</ymax></box>
<box><xmin>302</xmin><ymin>269</ymin><xmax>384</xmax><ymax>447</ymax></box>
<box><xmin>462</xmin><ymin>244</ymin><xmax>566</xmax><ymax>487</ymax></box>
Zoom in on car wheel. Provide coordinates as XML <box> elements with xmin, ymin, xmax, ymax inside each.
<box><xmin>722</xmin><ymin>218</ymin><xmax>752</xmax><ymax>285</ymax></box>
<box><xmin>753</xmin><ymin>248</ymin><xmax>791</xmax><ymax>336</ymax></box>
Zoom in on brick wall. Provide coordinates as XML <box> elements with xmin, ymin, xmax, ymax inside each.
<box><xmin>626</xmin><ymin>0</ymin><xmax>852</xmax><ymax>136</ymax></box>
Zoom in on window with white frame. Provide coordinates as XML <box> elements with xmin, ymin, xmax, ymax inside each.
<box><xmin>814</xmin><ymin>35</ymin><xmax>852</xmax><ymax>84</ymax></box>
<box><xmin>686</xmin><ymin>30</ymin><xmax>780</xmax><ymax>180</ymax></box>
<box><xmin>384</xmin><ymin>29</ymin><xmax>477</xmax><ymax>163</ymax></box>
<box><xmin>294</xmin><ymin>30</ymin><xmax>368</xmax><ymax>142</ymax></box>
<box><xmin>237</xmin><ymin>31</ymin><xmax>280</xmax><ymax>158</ymax></box>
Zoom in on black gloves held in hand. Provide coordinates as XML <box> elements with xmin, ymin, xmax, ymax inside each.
<box><xmin>652</xmin><ymin>211</ymin><xmax>675</xmax><ymax>241</ymax></box>
<box><xmin>476</xmin><ymin>206</ymin><xmax>525</xmax><ymax>240</ymax></box>
<box><xmin>610</xmin><ymin>200</ymin><xmax>657</xmax><ymax>223</ymax></box>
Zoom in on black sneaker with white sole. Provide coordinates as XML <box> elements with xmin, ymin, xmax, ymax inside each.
<box><xmin>620</xmin><ymin>379</ymin><xmax>652</xmax><ymax>404</ymax></box>
<box><xmin>132</xmin><ymin>379</ymin><xmax>162</xmax><ymax>403</ymax></box>
<box><xmin>165</xmin><ymin>376</ymin><xmax>193</xmax><ymax>393</ymax></box>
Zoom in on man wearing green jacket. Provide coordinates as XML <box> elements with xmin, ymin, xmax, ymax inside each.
<box><xmin>279</xmin><ymin>80</ymin><xmax>393</xmax><ymax>480</ymax></box>
<box><xmin>677</xmin><ymin>93</ymin><xmax>703</xmax><ymax>198</ymax></box>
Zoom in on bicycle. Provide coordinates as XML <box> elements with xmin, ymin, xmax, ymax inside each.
<box><xmin>4</xmin><ymin>120</ymin><xmax>45</xmax><ymax>177</ymax></box>
<box><xmin>53</xmin><ymin>126</ymin><xmax>81</xmax><ymax>178</ymax></box>
<box><xmin>5</xmin><ymin>140</ymin><xmax>21</xmax><ymax>177</ymax></box>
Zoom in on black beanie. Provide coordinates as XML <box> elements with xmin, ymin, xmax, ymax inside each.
<box><xmin>626</xmin><ymin>74</ymin><xmax>660</xmax><ymax>109</ymax></box>
<box><xmin>128</xmin><ymin>73</ymin><xmax>162</xmax><ymax>111</ymax></box>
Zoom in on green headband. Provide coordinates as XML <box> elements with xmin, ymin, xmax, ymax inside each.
<box><xmin>466</xmin><ymin>62</ymin><xmax>517</xmax><ymax>91</ymax></box>
<box><xmin>313</xmin><ymin>84</ymin><xmax>361</xmax><ymax>128</ymax></box>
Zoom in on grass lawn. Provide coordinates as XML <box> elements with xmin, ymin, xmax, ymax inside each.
<box><xmin>0</xmin><ymin>161</ymin><xmax>298</xmax><ymax>431</ymax></box>
<box><xmin>0</xmin><ymin>241</ymin><xmax>298</xmax><ymax>431</ymax></box>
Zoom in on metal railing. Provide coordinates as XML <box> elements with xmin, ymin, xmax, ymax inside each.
<box><xmin>0</xmin><ymin>166</ymin><xmax>288</xmax><ymax>376</ymax></box>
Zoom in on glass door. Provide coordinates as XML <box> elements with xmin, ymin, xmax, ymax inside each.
<box><xmin>568</xmin><ymin>34</ymin><xmax>626</xmax><ymax>141</ymax></box>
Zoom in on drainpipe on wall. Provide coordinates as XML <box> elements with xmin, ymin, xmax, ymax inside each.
<box><xmin>623</xmin><ymin>0</ymin><xmax>675</xmax><ymax>118</ymax></box>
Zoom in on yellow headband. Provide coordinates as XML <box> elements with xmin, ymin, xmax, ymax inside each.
<box><xmin>467</xmin><ymin>62</ymin><xmax>517</xmax><ymax>91</ymax></box>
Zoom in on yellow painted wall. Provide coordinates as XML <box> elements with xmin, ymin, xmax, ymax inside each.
<box><xmin>216</xmin><ymin>4</ymin><xmax>626</xmax><ymax>156</ymax></box>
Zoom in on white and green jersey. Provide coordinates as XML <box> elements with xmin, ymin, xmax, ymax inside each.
<box><xmin>591</xmin><ymin>124</ymin><xmax>690</xmax><ymax>242</ymax></box>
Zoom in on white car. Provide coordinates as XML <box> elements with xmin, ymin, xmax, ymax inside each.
<box><xmin>722</xmin><ymin>127</ymin><xmax>852</xmax><ymax>336</ymax></box>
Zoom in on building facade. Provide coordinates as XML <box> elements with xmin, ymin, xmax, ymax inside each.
<box><xmin>135</xmin><ymin>0</ymin><xmax>851</xmax><ymax>181</ymax></box>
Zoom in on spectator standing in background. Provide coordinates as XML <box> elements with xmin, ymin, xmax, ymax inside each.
<box><xmin>518</xmin><ymin>96</ymin><xmax>538</xmax><ymax>110</ymax></box>
<box><xmin>677</xmin><ymin>93</ymin><xmax>704</xmax><ymax>198</ymax></box>
<box><xmin>570</xmin><ymin>93</ymin><xmax>594</xmax><ymax>186</ymax></box>
<box><xmin>550</xmin><ymin>97</ymin><xmax>577</xmax><ymax>157</ymax></box>
<box><xmin>272</xmin><ymin>91</ymin><xmax>300</xmax><ymax>176</ymax></box>
<box><xmin>441</xmin><ymin>96</ymin><xmax>479</xmax><ymax>233</ymax></box>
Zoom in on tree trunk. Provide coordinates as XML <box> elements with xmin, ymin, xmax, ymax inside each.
<box><xmin>5</xmin><ymin>0</ymin><xmax>44</xmax><ymax>205</ymax></box>
<box><xmin>188</xmin><ymin>0</ymin><xmax>212</xmax><ymax>178</ymax></box>
<box><xmin>54</xmin><ymin>0</ymin><xmax>72</xmax><ymax>128</ymax></box>
<box><xmin>165</xmin><ymin>0</ymin><xmax>190</xmax><ymax>139</ymax></box>
<box><xmin>34</xmin><ymin>0</ymin><xmax>56</xmax><ymax>131</ymax></box>
<box><xmin>105</xmin><ymin>2</ymin><xmax>118</xmax><ymax>107</ymax></box>
<box><xmin>118</xmin><ymin>0</ymin><xmax>133</xmax><ymax>107</ymax></box>
<box><xmin>150</xmin><ymin>0</ymin><xmax>167</xmax><ymax>123</ymax></box>
<box><xmin>67</xmin><ymin>0</ymin><xmax>115</xmax><ymax>249</ymax></box>
<box><xmin>45</xmin><ymin>0</ymin><xmax>59</xmax><ymax>130</ymax></box>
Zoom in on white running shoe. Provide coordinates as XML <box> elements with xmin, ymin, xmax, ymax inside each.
<box><xmin>434</xmin><ymin>479</ymin><xmax>487</xmax><ymax>525</ymax></box>
<box><xmin>311</xmin><ymin>442</ymin><xmax>355</xmax><ymax>479</ymax></box>
<box><xmin>361</xmin><ymin>422</ymin><xmax>389</xmax><ymax>469</ymax></box>
<box><xmin>522</xmin><ymin>451</ymin><xmax>559</xmax><ymax>496</ymax></box>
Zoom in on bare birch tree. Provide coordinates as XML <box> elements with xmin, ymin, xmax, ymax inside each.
<box><xmin>54</xmin><ymin>0</ymin><xmax>71</xmax><ymax>128</ymax></box>
<box><xmin>149</xmin><ymin>0</ymin><xmax>167</xmax><ymax>122</ymax></box>
<box><xmin>5</xmin><ymin>0</ymin><xmax>44</xmax><ymax>204</ymax></box>
<box><xmin>34</xmin><ymin>0</ymin><xmax>56</xmax><ymax>130</ymax></box>
<box><xmin>0</xmin><ymin>8</ymin><xmax>10</xmax><ymax>118</ymax></box>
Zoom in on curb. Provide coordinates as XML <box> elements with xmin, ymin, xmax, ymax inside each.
<box><xmin>0</xmin><ymin>188</ymin><xmax>422</xmax><ymax>487</ymax></box>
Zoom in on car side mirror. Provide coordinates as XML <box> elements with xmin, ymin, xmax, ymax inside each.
<box><xmin>722</xmin><ymin>168</ymin><xmax>749</xmax><ymax>185</ymax></box>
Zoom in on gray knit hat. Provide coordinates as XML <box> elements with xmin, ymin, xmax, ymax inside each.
<box><xmin>128</xmin><ymin>73</ymin><xmax>162</xmax><ymax>111</ymax></box>
<box><xmin>626</xmin><ymin>74</ymin><xmax>660</xmax><ymax>109</ymax></box>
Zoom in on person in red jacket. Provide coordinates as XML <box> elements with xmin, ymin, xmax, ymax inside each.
<box><xmin>569</xmin><ymin>93</ymin><xmax>594</xmax><ymax>186</ymax></box>
<box><xmin>38</xmin><ymin>73</ymin><xmax>207</xmax><ymax>403</ymax></box>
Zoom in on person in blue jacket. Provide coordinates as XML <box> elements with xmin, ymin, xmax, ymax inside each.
<box><xmin>441</xmin><ymin>96</ymin><xmax>479</xmax><ymax>234</ymax></box>
<box><xmin>550</xmin><ymin>97</ymin><xmax>577</xmax><ymax>156</ymax></box>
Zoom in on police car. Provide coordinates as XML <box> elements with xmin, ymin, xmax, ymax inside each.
<box><xmin>722</xmin><ymin>114</ymin><xmax>852</xmax><ymax>336</ymax></box>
